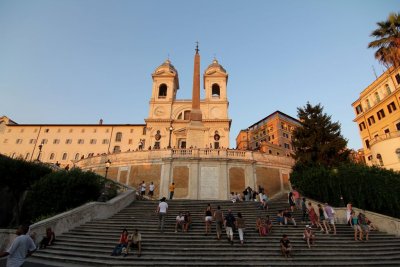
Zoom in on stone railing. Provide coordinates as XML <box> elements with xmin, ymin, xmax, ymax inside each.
<box><xmin>0</xmin><ymin>188</ymin><xmax>136</xmax><ymax>251</ymax></box>
<box><xmin>76</xmin><ymin>148</ymin><xmax>295</xmax><ymax>169</ymax></box>
<box><xmin>370</xmin><ymin>131</ymin><xmax>400</xmax><ymax>146</ymax></box>
<box><xmin>306</xmin><ymin>198</ymin><xmax>400</xmax><ymax>237</ymax></box>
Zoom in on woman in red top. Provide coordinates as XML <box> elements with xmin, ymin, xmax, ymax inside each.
<box><xmin>111</xmin><ymin>229</ymin><xmax>129</xmax><ymax>256</ymax></box>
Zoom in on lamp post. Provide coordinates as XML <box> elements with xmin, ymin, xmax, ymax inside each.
<box><xmin>168</xmin><ymin>125</ymin><xmax>173</xmax><ymax>149</ymax></box>
<box><xmin>37</xmin><ymin>142</ymin><xmax>44</xmax><ymax>161</ymax></box>
<box><xmin>105</xmin><ymin>159</ymin><xmax>111</xmax><ymax>179</ymax></box>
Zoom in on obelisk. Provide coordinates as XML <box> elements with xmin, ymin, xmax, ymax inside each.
<box><xmin>186</xmin><ymin>43</ymin><xmax>205</xmax><ymax>148</ymax></box>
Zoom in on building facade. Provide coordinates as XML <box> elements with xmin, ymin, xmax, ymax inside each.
<box><xmin>352</xmin><ymin>66</ymin><xmax>400</xmax><ymax>171</ymax></box>
<box><xmin>0</xmin><ymin>51</ymin><xmax>231</xmax><ymax>166</ymax></box>
<box><xmin>0</xmin><ymin>48</ymin><xmax>295</xmax><ymax>200</ymax></box>
<box><xmin>236</xmin><ymin>111</ymin><xmax>301</xmax><ymax>157</ymax></box>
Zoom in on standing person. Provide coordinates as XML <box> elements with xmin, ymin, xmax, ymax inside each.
<box><xmin>0</xmin><ymin>225</ymin><xmax>37</xmax><ymax>267</ymax></box>
<box><xmin>256</xmin><ymin>216</ymin><xmax>266</xmax><ymax>236</ymax></box>
<box><xmin>265</xmin><ymin>215</ymin><xmax>273</xmax><ymax>234</ymax></box>
<box><xmin>307</xmin><ymin>202</ymin><xmax>318</xmax><ymax>228</ymax></box>
<box><xmin>243</xmin><ymin>188</ymin><xmax>249</xmax><ymax>201</ymax></box>
<box><xmin>292</xmin><ymin>187</ymin><xmax>301</xmax><ymax>209</ymax></box>
<box><xmin>346</xmin><ymin>203</ymin><xmax>353</xmax><ymax>225</ymax></box>
<box><xmin>349</xmin><ymin>210</ymin><xmax>361</xmax><ymax>241</ymax></box>
<box><xmin>127</xmin><ymin>229</ymin><xmax>142</xmax><ymax>257</ymax></box>
<box><xmin>169</xmin><ymin>182</ymin><xmax>175</xmax><ymax>200</ymax></box>
<box><xmin>204</xmin><ymin>204</ymin><xmax>213</xmax><ymax>235</ymax></box>
<box><xmin>236</xmin><ymin>212</ymin><xmax>246</xmax><ymax>245</ymax></box>
<box><xmin>288</xmin><ymin>190</ymin><xmax>296</xmax><ymax>211</ymax></box>
<box><xmin>301</xmin><ymin>198</ymin><xmax>308</xmax><ymax>223</ymax></box>
<box><xmin>324</xmin><ymin>203</ymin><xmax>336</xmax><ymax>235</ymax></box>
<box><xmin>213</xmin><ymin>206</ymin><xmax>224</xmax><ymax>240</ymax></box>
<box><xmin>224</xmin><ymin>209</ymin><xmax>236</xmax><ymax>245</ymax></box>
<box><xmin>303</xmin><ymin>225</ymin><xmax>315</xmax><ymax>249</ymax></box>
<box><xmin>280</xmin><ymin>234</ymin><xmax>292</xmax><ymax>258</ymax></box>
<box><xmin>140</xmin><ymin>181</ymin><xmax>146</xmax><ymax>197</ymax></box>
<box><xmin>156</xmin><ymin>197</ymin><xmax>168</xmax><ymax>233</ymax></box>
<box><xmin>148</xmin><ymin>182</ymin><xmax>155</xmax><ymax>198</ymax></box>
<box><xmin>317</xmin><ymin>204</ymin><xmax>329</xmax><ymax>234</ymax></box>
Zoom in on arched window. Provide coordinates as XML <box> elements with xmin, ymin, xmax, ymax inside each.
<box><xmin>50</xmin><ymin>153</ymin><xmax>55</xmax><ymax>160</ymax></box>
<box><xmin>376</xmin><ymin>154</ymin><xmax>384</xmax><ymax>166</ymax></box>
<box><xmin>115</xmin><ymin>132</ymin><xmax>122</xmax><ymax>142</ymax></box>
<box><xmin>158</xmin><ymin>84</ymin><xmax>167</xmax><ymax>98</ymax></box>
<box><xmin>212</xmin><ymin>84</ymin><xmax>220</xmax><ymax>98</ymax></box>
<box><xmin>177</xmin><ymin>110</ymin><xmax>191</xmax><ymax>120</ymax></box>
<box><xmin>374</xmin><ymin>92</ymin><xmax>380</xmax><ymax>102</ymax></box>
<box><xmin>62</xmin><ymin>153</ymin><xmax>68</xmax><ymax>160</ymax></box>
<box><xmin>74</xmin><ymin>153</ymin><xmax>80</xmax><ymax>160</ymax></box>
<box><xmin>113</xmin><ymin>146</ymin><xmax>121</xmax><ymax>153</ymax></box>
<box><xmin>385</xmin><ymin>84</ymin><xmax>391</xmax><ymax>95</ymax></box>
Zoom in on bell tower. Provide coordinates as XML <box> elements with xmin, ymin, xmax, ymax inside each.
<box><xmin>147</xmin><ymin>59</ymin><xmax>179</xmax><ymax>120</ymax></box>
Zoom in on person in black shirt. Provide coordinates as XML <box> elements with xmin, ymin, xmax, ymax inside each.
<box><xmin>280</xmin><ymin>234</ymin><xmax>292</xmax><ymax>258</ymax></box>
<box><xmin>224</xmin><ymin>209</ymin><xmax>236</xmax><ymax>245</ymax></box>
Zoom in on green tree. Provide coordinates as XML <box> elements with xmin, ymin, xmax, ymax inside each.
<box><xmin>292</xmin><ymin>103</ymin><xmax>349</xmax><ymax>167</ymax></box>
<box><xmin>368</xmin><ymin>12</ymin><xmax>400</xmax><ymax>67</ymax></box>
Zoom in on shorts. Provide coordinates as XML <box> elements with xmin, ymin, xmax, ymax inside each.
<box><xmin>361</xmin><ymin>225</ymin><xmax>369</xmax><ymax>232</ymax></box>
<box><xmin>148</xmin><ymin>190</ymin><xmax>154</xmax><ymax>196</ymax></box>
<box><xmin>205</xmin><ymin>216</ymin><xmax>213</xmax><ymax>222</ymax></box>
<box><xmin>277</xmin><ymin>217</ymin><xmax>285</xmax><ymax>224</ymax></box>
<box><xmin>141</xmin><ymin>191</ymin><xmax>145</xmax><ymax>196</ymax></box>
<box><xmin>352</xmin><ymin>225</ymin><xmax>361</xmax><ymax>231</ymax></box>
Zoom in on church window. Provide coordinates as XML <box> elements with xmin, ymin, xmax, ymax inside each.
<box><xmin>142</xmin><ymin>127</ymin><xmax>147</xmax><ymax>135</ymax></box>
<box><xmin>113</xmin><ymin>146</ymin><xmax>121</xmax><ymax>153</ymax></box>
<box><xmin>66</xmin><ymin>139</ymin><xmax>72</xmax><ymax>144</ymax></box>
<box><xmin>115</xmin><ymin>132</ymin><xmax>122</xmax><ymax>142</ymax></box>
<box><xmin>367</xmin><ymin>116</ymin><xmax>375</xmax><ymax>126</ymax></box>
<box><xmin>50</xmin><ymin>153</ymin><xmax>55</xmax><ymax>160</ymax></box>
<box><xmin>41</xmin><ymin>139</ymin><xmax>48</xmax><ymax>144</ymax></box>
<box><xmin>53</xmin><ymin>139</ymin><xmax>60</xmax><ymax>144</ymax></box>
<box><xmin>365</xmin><ymin>139</ymin><xmax>370</xmax><ymax>149</ymax></box>
<box><xmin>16</xmin><ymin>139</ymin><xmax>22</xmax><ymax>144</ymax></box>
<box><xmin>77</xmin><ymin>139</ymin><xmax>84</xmax><ymax>144</ymax></box>
<box><xmin>74</xmin><ymin>153</ymin><xmax>80</xmax><ymax>160</ymax></box>
<box><xmin>158</xmin><ymin>84</ymin><xmax>167</xmax><ymax>98</ymax></box>
<box><xmin>358</xmin><ymin>122</ymin><xmax>366</xmax><ymax>131</ymax></box>
<box><xmin>212</xmin><ymin>84</ymin><xmax>220</xmax><ymax>98</ymax></box>
<box><xmin>385</xmin><ymin>84</ymin><xmax>391</xmax><ymax>95</ymax></box>
<box><xmin>355</xmin><ymin>104</ymin><xmax>363</xmax><ymax>115</ymax></box>
<box><xmin>374</xmin><ymin>92</ymin><xmax>380</xmax><ymax>103</ymax></box>
<box><xmin>102</xmin><ymin>139</ymin><xmax>109</xmax><ymax>144</ymax></box>
<box><xmin>90</xmin><ymin>139</ymin><xmax>97</xmax><ymax>144</ymax></box>
<box><xmin>62</xmin><ymin>153</ymin><xmax>68</xmax><ymax>160</ymax></box>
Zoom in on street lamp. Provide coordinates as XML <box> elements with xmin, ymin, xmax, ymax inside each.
<box><xmin>168</xmin><ymin>124</ymin><xmax>173</xmax><ymax>149</ymax></box>
<box><xmin>37</xmin><ymin>142</ymin><xmax>44</xmax><ymax>161</ymax></box>
<box><xmin>105</xmin><ymin>159</ymin><xmax>111</xmax><ymax>179</ymax></box>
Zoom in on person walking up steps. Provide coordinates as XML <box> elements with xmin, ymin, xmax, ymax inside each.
<box><xmin>157</xmin><ymin>197</ymin><xmax>168</xmax><ymax>233</ymax></box>
<box><xmin>236</xmin><ymin>212</ymin><xmax>246</xmax><ymax>245</ymax></box>
<box><xmin>224</xmin><ymin>209</ymin><xmax>236</xmax><ymax>245</ymax></box>
<box><xmin>214</xmin><ymin>206</ymin><xmax>224</xmax><ymax>240</ymax></box>
<box><xmin>169</xmin><ymin>182</ymin><xmax>175</xmax><ymax>200</ymax></box>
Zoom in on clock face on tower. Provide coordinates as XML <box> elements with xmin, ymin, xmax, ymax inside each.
<box><xmin>154</xmin><ymin>107</ymin><xmax>165</xmax><ymax>117</ymax></box>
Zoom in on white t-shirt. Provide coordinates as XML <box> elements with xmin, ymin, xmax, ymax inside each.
<box><xmin>176</xmin><ymin>215</ymin><xmax>185</xmax><ymax>222</ymax></box>
<box><xmin>141</xmin><ymin>183</ymin><xmax>146</xmax><ymax>192</ymax></box>
<box><xmin>6</xmin><ymin>234</ymin><xmax>36</xmax><ymax>267</ymax></box>
<box><xmin>149</xmin><ymin>184</ymin><xmax>155</xmax><ymax>192</ymax></box>
<box><xmin>158</xmin><ymin>202</ymin><xmax>168</xmax><ymax>213</ymax></box>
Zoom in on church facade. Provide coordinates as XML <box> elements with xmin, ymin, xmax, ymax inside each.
<box><xmin>0</xmin><ymin>48</ymin><xmax>294</xmax><ymax>200</ymax></box>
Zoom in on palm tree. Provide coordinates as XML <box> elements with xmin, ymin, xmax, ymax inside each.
<box><xmin>368</xmin><ymin>13</ymin><xmax>400</xmax><ymax>67</ymax></box>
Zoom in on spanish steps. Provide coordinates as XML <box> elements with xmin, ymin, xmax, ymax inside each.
<box><xmin>26</xmin><ymin>197</ymin><xmax>400</xmax><ymax>267</ymax></box>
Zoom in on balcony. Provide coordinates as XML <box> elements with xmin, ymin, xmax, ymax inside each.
<box><xmin>370</xmin><ymin>131</ymin><xmax>400</xmax><ymax>146</ymax></box>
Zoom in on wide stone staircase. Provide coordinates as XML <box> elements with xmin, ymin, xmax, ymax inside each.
<box><xmin>28</xmin><ymin>197</ymin><xmax>400</xmax><ymax>266</ymax></box>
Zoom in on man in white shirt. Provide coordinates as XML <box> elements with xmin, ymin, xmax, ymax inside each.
<box><xmin>156</xmin><ymin>197</ymin><xmax>168</xmax><ymax>233</ymax></box>
<box><xmin>140</xmin><ymin>181</ymin><xmax>146</xmax><ymax>197</ymax></box>
<box><xmin>0</xmin><ymin>225</ymin><xmax>36</xmax><ymax>267</ymax></box>
<box><xmin>148</xmin><ymin>182</ymin><xmax>155</xmax><ymax>198</ymax></box>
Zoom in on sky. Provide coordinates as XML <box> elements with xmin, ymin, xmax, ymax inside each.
<box><xmin>0</xmin><ymin>0</ymin><xmax>397</xmax><ymax>149</ymax></box>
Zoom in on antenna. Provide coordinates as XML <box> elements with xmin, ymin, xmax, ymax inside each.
<box><xmin>372</xmin><ymin>65</ymin><xmax>377</xmax><ymax>79</ymax></box>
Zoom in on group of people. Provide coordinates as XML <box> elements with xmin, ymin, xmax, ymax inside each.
<box><xmin>138</xmin><ymin>181</ymin><xmax>155</xmax><ymax>199</ymax></box>
<box><xmin>347</xmin><ymin>203</ymin><xmax>377</xmax><ymax>242</ymax></box>
<box><xmin>110</xmin><ymin>229</ymin><xmax>142</xmax><ymax>257</ymax></box>
<box><xmin>0</xmin><ymin>226</ymin><xmax>56</xmax><ymax>267</ymax></box>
